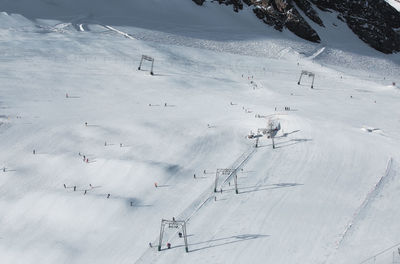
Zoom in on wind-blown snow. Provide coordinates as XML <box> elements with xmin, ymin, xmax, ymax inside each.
<box><xmin>0</xmin><ymin>2</ymin><xmax>400</xmax><ymax>264</ymax></box>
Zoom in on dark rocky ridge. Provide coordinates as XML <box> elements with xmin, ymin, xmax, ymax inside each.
<box><xmin>193</xmin><ymin>0</ymin><xmax>400</xmax><ymax>54</ymax></box>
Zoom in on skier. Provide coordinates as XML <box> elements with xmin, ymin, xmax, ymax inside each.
<box><xmin>214</xmin><ymin>196</ymin><xmax>216</xmax><ymax>202</ymax></box>
<box><xmin>66</xmin><ymin>93</ymin><xmax>68</xmax><ymax>98</ymax></box>
<box><xmin>74</xmin><ymin>186</ymin><xmax>76</xmax><ymax>191</ymax></box>
<box><xmin>178</xmin><ymin>232</ymin><xmax>182</xmax><ymax>238</ymax></box>
<box><xmin>154</xmin><ymin>182</ymin><xmax>158</xmax><ymax>188</ymax></box>
<box><xmin>85</xmin><ymin>122</ymin><xmax>87</xmax><ymax>126</ymax></box>
<box><xmin>86</xmin><ymin>158</ymin><xmax>89</xmax><ymax>163</ymax></box>
<box><xmin>149</xmin><ymin>242</ymin><xmax>152</xmax><ymax>248</ymax></box>
<box><xmin>120</xmin><ymin>143</ymin><xmax>122</xmax><ymax>147</ymax></box>
<box><xmin>130</xmin><ymin>201</ymin><xmax>133</xmax><ymax>206</ymax></box>
<box><xmin>203</xmin><ymin>169</ymin><xmax>206</xmax><ymax>174</ymax></box>
<box><xmin>84</xmin><ymin>190</ymin><xmax>87</xmax><ymax>195</ymax></box>
<box><xmin>63</xmin><ymin>184</ymin><xmax>66</xmax><ymax>188</ymax></box>
<box><xmin>193</xmin><ymin>174</ymin><xmax>196</xmax><ymax>179</ymax></box>
<box><xmin>2</xmin><ymin>167</ymin><xmax>5</xmax><ymax>172</ymax></box>
<box><xmin>172</xmin><ymin>217</ymin><xmax>175</xmax><ymax>221</ymax></box>
<box><xmin>33</xmin><ymin>149</ymin><xmax>36</xmax><ymax>155</ymax></box>
<box><xmin>107</xmin><ymin>194</ymin><xmax>110</xmax><ymax>198</ymax></box>
<box><xmin>164</xmin><ymin>103</ymin><xmax>167</xmax><ymax>107</ymax></box>
<box><xmin>104</xmin><ymin>141</ymin><xmax>107</xmax><ymax>146</ymax></box>
<box><xmin>220</xmin><ymin>188</ymin><xmax>223</xmax><ymax>194</ymax></box>
<box><xmin>167</xmin><ymin>243</ymin><xmax>171</xmax><ymax>249</ymax></box>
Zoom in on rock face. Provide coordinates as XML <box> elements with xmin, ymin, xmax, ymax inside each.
<box><xmin>192</xmin><ymin>0</ymin><xmax>400</xmax><ymax>54</ymax></box>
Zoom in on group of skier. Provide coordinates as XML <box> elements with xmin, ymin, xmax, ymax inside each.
<box><xmin>63</xmin><ymin>183</ymin><xmax>111</xmax><ymax>198</ymax></box>
<box><xmin>79</xmin><ymin>152</ymin><xmax>89</xmax><ymax>163</ymax></box>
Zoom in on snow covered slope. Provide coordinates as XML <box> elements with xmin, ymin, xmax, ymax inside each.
<box><xmin>387</xmin><ymin>0</ymin><xmax>400</xmax><ymax>11</ymax></box>
<box><xmin>0</xmin><ymin>2</ymin><xmax>400</xmax><ymax>264</ymax></box>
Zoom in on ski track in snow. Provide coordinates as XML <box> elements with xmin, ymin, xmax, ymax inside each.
<box><xmin>309</xmin><ymin>46</ymin><xmax>326</xmax><ymax>60</ymax></box>
<box><xmin>1</xmin><ymin>4</ymin><xmax>400</xmax><ymax>264</ymax></box>
<box><xmin>134</xmin><ymin>146</ymin><xmax>257</xmax><ymax>264</ymax></box>
<box><xmin>332</xmin><ymin>158</ymin><xmax>394</xmax><ymax>254</ymax></box>
<box><xmin>102</xmin><ymin>25</ymin><xmax>135</xmax><ymax>40</ymax></box>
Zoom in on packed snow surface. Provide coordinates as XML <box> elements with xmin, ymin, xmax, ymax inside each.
<box><xmin>0</xmin><ymin>1</ymin><xmax>400</xmax><ymax>264</ymax></box>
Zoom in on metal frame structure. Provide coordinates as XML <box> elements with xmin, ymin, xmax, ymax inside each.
<box><xmin>138</xmin><ymin>55</ymin><xmax>154</xmax><ymax>75</ymax></box>
<box><xmin>267</xmin><ymin>121</ymin><xmax>280</xmax><ymax>149</ymax></box>
<box><xmin>214</xmin><ymin>168</ymin><xmax>234</xmax><ymax>193</ymax></box>
<box><xmin>250</xmin><ymin>120</ymin><xmax>280</xmax><ymax>150</ymax></box>
<box><xmin>298</xmin><ymin>70</ymin><xmax>315</xmax><ymax>88</ymax></box>
<box><xmin>158</xmin><ymin>219</ymin><xmax>189</xmax><ymax>252</ymax></box>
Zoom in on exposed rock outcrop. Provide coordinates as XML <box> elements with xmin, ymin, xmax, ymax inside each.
<box><xmin>192</xmin><ymin>0</ymin><xmax>400</xmax><ymax>53</ymax></box>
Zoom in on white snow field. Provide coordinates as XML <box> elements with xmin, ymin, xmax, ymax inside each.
<box><xmin>0</xmin><ymin>1</ymin><xmax>400</xmax><ymax>264</ymax></box>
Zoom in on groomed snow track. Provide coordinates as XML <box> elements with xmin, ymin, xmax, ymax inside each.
<box><xmin>134</xmin><ymin>146</ymin><xmax>257</xmax><ymax>264</ymax></box>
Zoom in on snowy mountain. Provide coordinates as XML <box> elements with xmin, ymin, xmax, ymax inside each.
<box><xmin>0</xmin><ymin>1</ymin><xmax>400</xmax><ymax>264</ymax></box>
<box><xmin>193</xmin><ymin>0</ymin><xmax>400</xmax><ymax>54</ymax></box>
<box><xmin>386</xmin><ymin>0</ymin><xmax>400</xmax><ymax>11</ymax></box>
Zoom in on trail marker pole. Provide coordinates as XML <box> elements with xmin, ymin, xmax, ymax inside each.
<box><xmin>158</xmin><ymin>221</ymin><xmax>165</xmax><ymax>251</ymax></box>
<box><xmin>214</xmin><ymin>171</ymin><xmax>219</xmax><ymax>193</ymax></box>
<box><xmin>233</xmin><ymin>171</ymin><xmax>239</xmax><ymax>194</ymax></box>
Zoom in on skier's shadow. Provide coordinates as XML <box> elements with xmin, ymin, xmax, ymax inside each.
<box><xmin>152</xmin><ymin>73</ymin><xmax>169</xmax><ymax>77</ymax></box>
<box><xmin>2</xmin><ymin>169</ymin><xmax>17</xmax><ymax>172</ymax></box>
